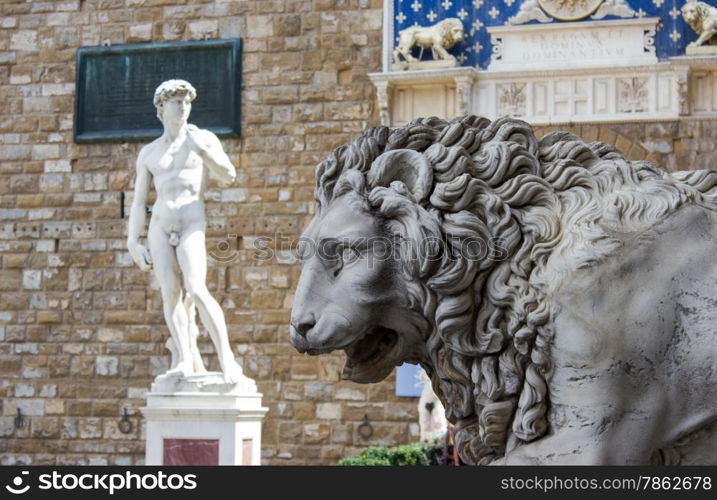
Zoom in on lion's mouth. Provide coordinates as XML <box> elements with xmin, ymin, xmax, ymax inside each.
<box><xmin>342</xmin><ymin>326</ymin><xmax>399</xmax><ymax>382</ymax></box>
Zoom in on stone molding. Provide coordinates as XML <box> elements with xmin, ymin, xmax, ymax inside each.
<box><xmin>369</xmin><ymin>56</ymin><xmax>717</xmax><ymax>126</ymax></box>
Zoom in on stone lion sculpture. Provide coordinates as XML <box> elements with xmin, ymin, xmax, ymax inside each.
<box><xmin>290</xmin><ymin>115</ymin><xmax>717</xmax><ymax>465</ymax></box>
<box><xmin>392</xmin><ymin>18</ymin><xmax>465</xmax><ymax>64</ymax></box>
<box><xmin>683</xmin><ymin>0</ymin><xmax>717</xmax><ymax>47</ymax></box>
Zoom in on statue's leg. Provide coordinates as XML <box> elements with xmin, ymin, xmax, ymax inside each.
<box><xmin>404</xmin><ymin>46</ymin><xmax>418</xmax><ymax>61</ymax></box>
<box><xmin>695</xmin><ymin>30</ymin><xmax>713</xmax><ymax>46</ymax></box>
<box><xmin>147</xmin><ymin>222</ymin><xmax>194</xmax><ymax>377</ymax></box>
<box><xmin>176</xmin><ymin>224</ymin><xmax>244</xmax><ymax>383</ymax></box>
<box><xmin>433</xmin><ymin>44</ymin><xmax>451</xmax><ymax>60</ymax></box>
<box><xmin>706</xmin><ymin>29</ymin><xmax>717</xmax><ymax>44</ymax></box>
<box><xmin>183</xmin><ymin>294</ymin><xmax>207</xmax><ymax>374</ymax></box>
<box><xmin>398</xmin><ymin>35</ymin><xmax>417</xmax><ymax>61</ymax></box>
<box><xmin>165</xmin><ymin>336</ymin><xmax>179</xmax><ymax>370</ymax></box>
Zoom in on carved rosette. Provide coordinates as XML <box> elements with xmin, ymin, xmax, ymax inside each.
<box><xmin>509</xmin><ymin>0</ymin><xmax>635</xmax><ymax>25</ymax></box>
<box><xmin>617</xmin><ymin>77</ymin><xmax>648</xmax><ymax>113</ymax></box>
<box><xmin>537</xmin><ymin>0</ymin><xmax>604</xmax><ymax>21</ymax></box>
<box><xmin>498</xmin><ymin>82</ymin><xmax>527</xmax><ymax>116</ymax></box>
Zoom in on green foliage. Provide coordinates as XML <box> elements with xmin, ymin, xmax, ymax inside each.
<box><xmin>338</xmin><ymin>455</ymin><xmax>391</xmax><ymax>466</ymax></box>
<box><xmin>338</xmin><ymin>443</ymin><xmax>433</xmax><ymax>466</ymax></box>
<box><xmin>390</xmin><ymin>443</ymin><xmax>430</xmax><ymax>466</ymax></box>
<box><xmin>359</xmin><ymin>446</ymin><xmax>392</xmax><ymax>463</ymax></box>
<box><xmin>421</xmin><ymin>436</ymin><xmax>446</xmax><ymax>466</ymax></box>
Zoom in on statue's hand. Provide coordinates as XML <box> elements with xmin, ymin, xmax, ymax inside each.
<box><xmin>127</xmin><ymin>240</ymin><xmax>152</xmax><ymax>271</ymax></box>
<box><xmin>186</xmin><ymin>125</ymin><xmax>210</xmax><ymax>157</ymax></box>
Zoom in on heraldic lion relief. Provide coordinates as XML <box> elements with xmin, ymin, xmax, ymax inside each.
<box><xmin>392</xmin><ymin>18</ymin><xmax>465</xmax><ymax>63</ymax></box>
<box><xmin>682</xmin><ymin>0</ymin><xmax>717</xmax><ymax>48</ymax></box>
<box><xmin>289</xmin><ymin>115</ymin><xmax>717</xmax><ymax>465</ymax></box>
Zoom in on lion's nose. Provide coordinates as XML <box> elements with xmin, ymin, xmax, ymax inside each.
<box><xmin>291</xmin><ymin>314</ymin><xmax>316</xmax><ymax>338</ymax></box>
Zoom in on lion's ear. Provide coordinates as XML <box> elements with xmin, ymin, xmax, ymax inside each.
<box><xmin>367</xmin><ymin>149</ymin><xmax>433</xmax><ymax>203</ymax></box>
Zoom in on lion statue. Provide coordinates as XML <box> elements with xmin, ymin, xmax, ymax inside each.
<box><xmin>289</xmin><ymin>115</ymin><xmax>717</xmax><ymax>465</ymax></box>
<box><xmin>683</xmin><ymin>0</ymin><xmax>717</xmax><ymax>47</ymax></box>
<box><xmin>392</xmin><ymin>18</ymin><xmax>465</xmax><ymax>64</ymax></box>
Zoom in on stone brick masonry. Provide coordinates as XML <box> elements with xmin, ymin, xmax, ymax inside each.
<box><xmin>0</xmin><ymin>0</ymin><xmax>716</xmax><ymax>466</ymax></box>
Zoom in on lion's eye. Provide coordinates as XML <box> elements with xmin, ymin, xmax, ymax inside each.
<box><xmin>341</xmin><ymin>246</ymin><xmax>360</xmax><ymax>265</ymax></box>
<box><xmin>326</xmin><ymin>245</ymin><xmax>360</xmax><ymax>277</ymax></box>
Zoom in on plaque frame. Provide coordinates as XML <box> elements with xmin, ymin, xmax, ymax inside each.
<box><xmin>74</xmin><ymin>38</ymin><xmax>242</xmax><ymax>144</ymax></box>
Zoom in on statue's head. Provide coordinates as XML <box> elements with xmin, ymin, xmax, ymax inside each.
<box><xmin>440</xmin><ymin>18</ymin><xmax>465</xmax><ymax>47</ymax></box>
<box><xmin>290</xmin><ymin>141</ymin><xmax>439</xmax><ymax>383</ymax></box>
<box><xmin>153</xmin><ymin>79</ymin><xmax>197</xmax><ymax>124</ymax></box>
<box><xmin>681</xmin><ymin>1</ymin><xmax>702</xmax><ymax>27</ymax></box>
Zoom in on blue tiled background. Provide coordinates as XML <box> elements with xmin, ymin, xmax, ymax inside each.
<box><xmin>392</xmin><ymin>0</ymin><xmax>705</xmax><ymax>69</ymax></box>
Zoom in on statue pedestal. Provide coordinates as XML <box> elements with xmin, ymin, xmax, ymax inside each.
<box><xmin>140</xmin><ymin>373</ymin><xmax>267</xmax><ymax>465</ymax></box>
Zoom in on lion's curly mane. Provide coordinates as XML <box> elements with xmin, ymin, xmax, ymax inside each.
<box><xmin>436</xmin><ymin>18</ymin><xmax>464</xmax><ymax>47</ymax></box>
<box><xmin>684</xmin><ymin>2</ymin><xmax>716</xmax><ymax>32</ymax></box>
<box><xmin>313</xmin><ymin>115</ymin><xmax>717</xmax><ymax>464</ymax></box>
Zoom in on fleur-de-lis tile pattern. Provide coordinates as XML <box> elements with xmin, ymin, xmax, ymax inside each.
<box><xmin>393</xmin><ymin>0</ymin><xmax>702</xmax><ymax>69</ymax></box>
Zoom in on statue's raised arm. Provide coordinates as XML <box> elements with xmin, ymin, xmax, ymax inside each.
<box><xmin>186</xmin><ymin>125</ymin><xmax>236</xmax><ymax>186</ymax></box>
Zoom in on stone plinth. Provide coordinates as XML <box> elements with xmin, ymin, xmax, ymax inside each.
<box><xmin>140</xmin><ymin>373</ymin><xmax>268</xmax><ymax>465</ymax></box>
<box><xmin>686</xmin><ymin>45</ymin><xmax>717</xmax><ymax>56</ymax></box>
<box><xmin>394</xmin><ymin>59</ymin><xmax>459</xmax><ymax>71</ymax></box>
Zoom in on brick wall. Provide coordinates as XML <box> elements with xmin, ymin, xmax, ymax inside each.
<box><xmin>533</xmin><ymin>120</ymin><xmax>717</xmax><ymax>173</ymax></box>
<box><xmin>0</xmin><ymin>0</ymin><xmax>426</xmax><ymax>466</ymax></box>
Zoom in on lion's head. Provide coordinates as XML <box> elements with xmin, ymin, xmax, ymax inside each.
<box><xmin>438</xmin><ymin>18</ymin><xmax>465</xmax><ymax>48</ymax></box>
<box><xmin>683</xmin><ymin>3</ymin><xmax>699</xmax><ymax>28</ymax></box>
<box><xmin>289</xmin><ymin>143</ymin><xmax>435</xmax><ymax>384</ymax></box>
<box><xmin>290</xmin><ymin>116</ymin><xmax>717</xmax><ymax>464</ymax></box>
<box><xmin>682</xmin><ymin>1</ymin><xmax>711</xmax><ymax>31</ymax></box>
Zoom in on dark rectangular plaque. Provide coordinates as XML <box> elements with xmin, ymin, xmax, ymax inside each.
<box><xmin>74</xmin><ymin>39</ymin><xmax>241</xmax><ymax>143</ymax></box>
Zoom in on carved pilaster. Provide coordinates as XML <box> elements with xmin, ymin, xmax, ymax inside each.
<box><xmin>675</xmin><ymin>67</ymin><xmax>690</xmax><ymax>116</ymax></box>
<box><xmin>455</xmin><ymin>77</ymin><xmax>473</xmax><ymax>117</ymax></box>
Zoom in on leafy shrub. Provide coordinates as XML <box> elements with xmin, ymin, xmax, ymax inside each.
<box><xmin>421</xmin><ymin>437</ymin><xmax>447</xmax><ymax>465</ymax></box>
<box><xmin>338</xmin><ymin>443</ymin><xmax>431</xmax><ymax>466</ymax></box>
<box><xmin>338</xmin><ymin>455</ymin><xmax>391</xmax><ymax>466</ymax></box>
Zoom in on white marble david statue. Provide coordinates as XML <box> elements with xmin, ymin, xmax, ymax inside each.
<box><xmin>127</xmin><ymin>79</ymin><xmax>244</xmax><ymax>383</ymax></box>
